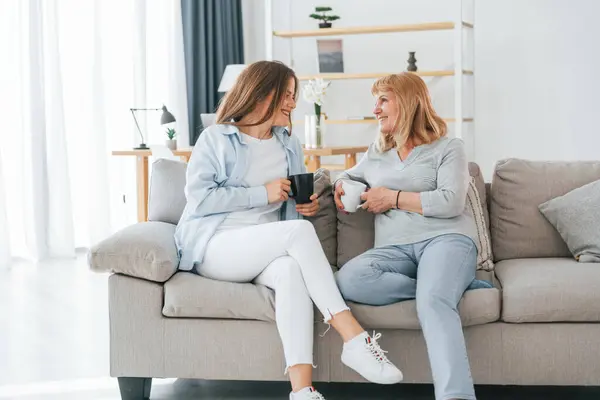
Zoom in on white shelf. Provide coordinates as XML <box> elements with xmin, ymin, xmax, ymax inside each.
<box><xmin>293</xmin><ymin>118</ymin><xmax>474</xmax><ymax>125</ymax></box>
<box><xmin>297</xmin><ymin>70</ymin><xmax>473</xmax><ymax>81</ymax></box>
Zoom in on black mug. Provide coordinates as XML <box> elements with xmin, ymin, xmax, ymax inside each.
<box><xmin>288</xmin><ymin>172</ymin><xmax>314</xmax><ymax>204</ymax></box>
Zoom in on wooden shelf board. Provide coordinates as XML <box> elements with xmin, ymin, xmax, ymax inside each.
<box><xmin>297</xmin><ymin>70</ymin><xmax>473</xmax><ymax>80</ymax></box>
<box><xmin>302</xmin><ymin>146</ymin><xmax>368</xmax><ymax>156</ymax></box>
<box><xmin>112</xmin><ymin>149</ymin><xmax>192</xmax><ymax>156</ymax></box>
<box><xmin>273</xmin><ymin>21</ymin><xmax>474</xmax><ymax>38</ymax></box>
<box><xmin>320</xmin><ymin>164</ymin><xmax>347</xmax><ymax>171</ymax></box>
<box><xmin>293</xmin><ymin>118</ymin><xmax>473</xmax><ymax>125</ymax></box>
<box><xmin>445</xmin><ymin>118</ymin><xmax>474</xmax><ymax>123</ymax></box>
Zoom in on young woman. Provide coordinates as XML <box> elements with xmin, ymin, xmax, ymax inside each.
<box><xmin>334</xmin><ymin>72</ymin><xmax>490</xmax><ymax>400</ymax></box>
<box><xmin>175</xmin><ymin>61</ymin><xmax>403</xmax><ymax>400</ymax></box>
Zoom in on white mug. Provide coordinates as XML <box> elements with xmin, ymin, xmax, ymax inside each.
<box><xmin>340</xmin><ymin>180</ymin><xmax>367</xmax><ymax>212</ymax></box>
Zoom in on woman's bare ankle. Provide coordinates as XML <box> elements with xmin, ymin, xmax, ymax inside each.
<box><xmin>288</xmin><ymin>364</ymin><xmax>313</xmax><ymax>392</ymax></box>
<box><xmin>329</xmin><ymin>310</ymin><xmax>365</xmax><ymax>342</ymax></box>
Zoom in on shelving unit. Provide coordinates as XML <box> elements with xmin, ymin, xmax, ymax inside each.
<box><xmin>266</xmin><ymin>0</ymin><xmax>474</xmax><ymax>139</ymax></box>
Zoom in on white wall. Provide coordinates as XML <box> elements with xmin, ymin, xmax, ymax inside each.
<box><xmin>474</xmin><ymin>0</ymin><xmax>600</xmax><ymax>178</ymax></box>
<box><xmin>243</xmin><ymin>0</ymin><xmax>600</xmax><ymax>180</ymax></box>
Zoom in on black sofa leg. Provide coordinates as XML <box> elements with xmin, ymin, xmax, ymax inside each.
<box><xmin>117</xmin><ymin>377</ymin><xmax>152</xmax><ymax>400</ymax></box>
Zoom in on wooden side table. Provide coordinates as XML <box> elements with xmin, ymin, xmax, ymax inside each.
<box><xmin>112</xmin><ymin>145</ymin><xmax>367</xmax><ymax>222</ymax></box>
<box><xmin>303</xmin><ymin>146</ymin><xmax>367</xmax><ymax>172</ymax></box>
<box><xmin>112</xmin><ymin>149</ymin><xmax>192</xmax><ymax>222</ymax></box>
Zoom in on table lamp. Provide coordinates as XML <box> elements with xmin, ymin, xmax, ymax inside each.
<box><xmin>130</xmin><ymin>105</ymin><xmax>176</xmax><ymax>150</ymax></box>
<box><xmin>218</xmin><ymin>64</ymin><xmax>247</xmax><ymax>92</ymax></box>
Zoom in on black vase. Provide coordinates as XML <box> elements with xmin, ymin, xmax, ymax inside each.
<box><xmin>407</xmin><ymin>51</ymin><xmax>417</xmax><ymax>72</ymax></box>
<box><xmin>319</xmin><ymin>22</ymin><xmax>332</xmax><ymax>29</ymax></box>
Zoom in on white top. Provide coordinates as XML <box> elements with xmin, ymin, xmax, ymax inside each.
<box><xmin>216</xmin><ymin>133</ymin><xmax>287</xmax><ymax>232</ymax></box>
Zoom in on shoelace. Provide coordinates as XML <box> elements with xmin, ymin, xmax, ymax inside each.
<box><xmin>366</xmin><ymin>331</ymin><xmax>392</xmax><ymax>365</ymax></box>
<box><xmin>306</xmin><ymin>391</ymin><xmax>325</xmax><ymax>400</ymax></box>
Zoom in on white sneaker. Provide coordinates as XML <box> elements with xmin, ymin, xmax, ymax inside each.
<box><xmin>289</xmin><ymin>386</ymin><xmax>326</xmax><ymax>400</ymax></box>
<box><xmin>341</xmin><ymin>331</ymin><xmax>404</xmax><ymax>384</ymax></box>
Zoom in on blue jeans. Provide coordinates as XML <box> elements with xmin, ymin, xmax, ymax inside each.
<box><xmin>335</xmin><ymin>234</ymin><xmax>479</xmax><ymax>400</ymax></box>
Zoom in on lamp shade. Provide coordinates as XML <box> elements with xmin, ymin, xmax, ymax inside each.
<box><xmin>218</xmin><ymin>64</ymin><xmax>247</xmax><ymax>92</ymax></box>
<box><xmin>160</xmin><ymin>105</ymin><xmax>176</xmax><ymax>124</ymax></box>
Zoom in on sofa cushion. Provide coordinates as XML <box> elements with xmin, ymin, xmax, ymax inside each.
<box><xmin>495</xmin><ymin>258</ymin><xmax>600</xmax><ymax>323</ymax></box>
<box><xmin>336</xmin><ymin>162</ymin><xmax>491</xmax><ymax>270</ymax></box>
<box><xmin>538</xmin><ymin>179</ymin><xmax>600</xmax><ymax>263</ymax></box>
<box><xmin>306</xmin><ymin>169</ymin><xmax>337</xmax><ymax>267</ymax></box>
<box><xmin>163</xmin><ymin>270</ymin><xmax>500</xmax><ymax>329</ymax></box>
<box><xmin>163</xmin><ymin>272</ymin><xmax>276</xmax><ymax>321</ymax></box>
<box><xmin>489</xmin><ymin>159</ymin><xmax>600</xmax><ymax>261</ymax></box>
<box><xmin>349</xmin><ymin>288</ymin><xmax>501</xmax><ymax>329</ymax></box>
<box><xmin>88</xmin><ymin>221</ymin><xmax>178</xmax><ymax>283</ymax></box>
<box><xmin>148</xmin><ymin>158</ymin><xmax>187</xmax><ymax>225</ymax></box>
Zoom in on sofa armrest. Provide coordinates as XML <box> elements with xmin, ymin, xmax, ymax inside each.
<box><xmin>88</xmin><ymin>221</ymin><xmax>179</xmax><ymax>283</ymax></box>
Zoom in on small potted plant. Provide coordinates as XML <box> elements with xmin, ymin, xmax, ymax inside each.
<box><xmin>309</xmin><ymin>7</ymin><xmax>340</xmax><ymax>29</ymax></box>
<box><xmin>165</xmin><ymin>128</ymin><xmax>177</xmax><ymax>150</ymax></box>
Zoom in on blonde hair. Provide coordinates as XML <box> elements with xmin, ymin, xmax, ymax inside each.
<box><xmin>371</xmin><ymin>72</ymin><xmax>447</xmax><ymax>152</ymax></box>
<box><xmin>215</xmin><ymin>60</ymin><xmax>298</xmax><ymax>135</ymax></box>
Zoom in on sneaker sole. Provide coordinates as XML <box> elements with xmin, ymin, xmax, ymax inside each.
<box><xmin>341</xmin><ymin>357</ymin><xmax>404</xmax><ymax>384</ymax></box>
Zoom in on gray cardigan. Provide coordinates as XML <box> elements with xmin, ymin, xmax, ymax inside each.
<box><xmin>336</xmin><ymin>137</ymin><xmax>477</xmax><ymax>248</ymax></box>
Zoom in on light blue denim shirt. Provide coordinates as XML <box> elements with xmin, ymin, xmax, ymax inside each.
<box><xmin>175</xmin><ymin>123</ymin><xmax>306</xmax><ymax>271</ymax></box>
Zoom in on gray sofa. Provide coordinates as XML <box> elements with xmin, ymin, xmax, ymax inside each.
<box><xmin>89</xmin><ymin>158</ymin><xmax>600</xmax><ymax>400</ymax></box>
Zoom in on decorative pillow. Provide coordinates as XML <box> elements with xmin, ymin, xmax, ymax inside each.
<box><xmin>538</xmin><ymin>179</ymin><xmax>600</xmax><ymax>262</ymax></box>
<box><xmin>88</xmin><ymin>221</ymin><xmax>179</xmax><ymax>282</ymax></box>
<box><xmin>466</xmin><ymin>177</ymin><xmax>495</xmax><ymax>271</ymax></box>
<box><xmin>306</xmin><ymin>169</ymin><xmax>337</xmax><ymax>268</ymax></box>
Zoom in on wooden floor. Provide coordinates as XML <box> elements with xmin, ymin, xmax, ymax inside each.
<box><xmin>1</xmin><ymin>254</ymin><xmax>599</xmax><ymax>400</ymax></box>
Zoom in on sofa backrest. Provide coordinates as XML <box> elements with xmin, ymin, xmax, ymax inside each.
<box><xmin>489</xmin><ymin>158</ymin><xmax>600</xmax><ymax>261</ymax></box>
<box><xmin>148</xmin><ymin>159</ymin><xmax>493</xmax><ymax>270</ymax></box>
<box><xmin>148</xmin><ymin>158</ymin><xmax>188</xmax><ymax>225</ymax></box>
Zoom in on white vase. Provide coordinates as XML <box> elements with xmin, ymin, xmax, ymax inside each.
<box><xmin>317</xmin><ymin>114</ymin><xmax>325</xmax><ymax>147</ymax></box>
<box><xmin>305</xmin><ymin>115</ymin><xmax>315</xmax><ymax>148</ymax></box>
<box><xmin>304</xmin><ymin>114</ymin><xmax>325</xmax><ymax>149</ymax></box>
<box><xmin>165</xmin><ymin>139</ymin><xmax>177</xmax><ymax>151</ymax></box>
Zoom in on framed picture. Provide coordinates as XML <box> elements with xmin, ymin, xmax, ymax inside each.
<box><xmin>317</xmin><ymin>39</ymin><xmax>344</xmax><ymax>73</ymax></box>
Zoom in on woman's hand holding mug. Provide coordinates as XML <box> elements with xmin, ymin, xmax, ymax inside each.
<box><xmin>335</xmin><ymin>180</ymin><xmax>367</xmax><ymax>213</ymax></box>
<box><xmin>265</xmin><ymin>178</ymin><xmax>291</xmax><ymax>204</ymax></box>
<box><xmin>334</xmin><ymin>181</ymin><xmax>346</xmax><ymax>211</ymax></box>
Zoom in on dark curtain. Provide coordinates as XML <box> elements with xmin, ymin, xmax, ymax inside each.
<box><xmin>181</xmin><ymin>0</ymin><xmax>245</xmax><ymax>145</ymax></box>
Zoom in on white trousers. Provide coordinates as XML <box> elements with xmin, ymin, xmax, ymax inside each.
<box><xmin>199</xmin><ymin>220</ymin><xmax>349</xmax><ymax>370</ymax></box>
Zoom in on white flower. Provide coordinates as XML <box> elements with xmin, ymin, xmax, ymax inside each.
<box><xmin>302</xmin><ymin>78</ymin><xmax>331</xmax><ymax>106</ymax></box>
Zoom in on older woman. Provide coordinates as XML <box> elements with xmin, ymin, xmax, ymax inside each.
<box><xmin>334</xmin><ymin>72</ymin><xmax>489</xmax><ymax>400</ymax></box>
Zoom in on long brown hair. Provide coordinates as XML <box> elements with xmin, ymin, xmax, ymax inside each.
<box><xmin>371</xmin><ymin>72</ymin><xmax>447</xmax><ymax>152</ymax></box>
<box><xmin>215</xmin><ymin>60</ymin><xmax>298</xmax><ymax>135</ymax></box>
